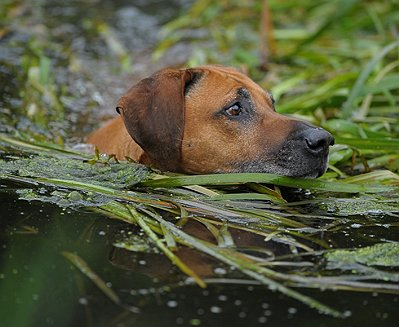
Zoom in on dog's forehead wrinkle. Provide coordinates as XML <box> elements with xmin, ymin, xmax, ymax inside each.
<box><xmin>224</xmin><ymin>86</ymin><xmax>240</xmax><ymax>100</ymax></box>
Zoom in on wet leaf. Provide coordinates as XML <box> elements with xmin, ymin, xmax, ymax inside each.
<box><xmin>141</xmin><ymin>173</ymin><xmax>394</xmax><ymax>193</ymax></box>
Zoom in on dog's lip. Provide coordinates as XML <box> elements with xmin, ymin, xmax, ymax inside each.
<box><xmin>228</xmin><ymin>153</ymin><xmax>329</xmax><ymax>178</ymax></box>
<box><xmin>274</xmin><ymin>148</ymin><xmax>330</xmax><ymax>178</ymax></box>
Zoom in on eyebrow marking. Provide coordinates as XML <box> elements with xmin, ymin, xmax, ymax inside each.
<box><xmin>237</xmin><ymin>87</ymin><xmax>250</xmax><ymax>98</ymax></box>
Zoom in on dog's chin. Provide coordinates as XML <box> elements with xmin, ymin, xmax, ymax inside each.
<box><xmin>229</xmin><ymin>158</ymin><xmax>329</xmax><ymax>179</ymax></box>
<box><xmin>287</xmin><ymin>165</ymin><xmax>327</xmax><ymax>179</ymax></box>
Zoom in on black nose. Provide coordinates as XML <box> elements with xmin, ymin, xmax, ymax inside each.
<box><xmin>304</xmin><ymin>128</ymin><xmax>334</xmax><ymax>154</ymax></box>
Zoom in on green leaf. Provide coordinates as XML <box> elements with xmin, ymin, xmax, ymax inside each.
<box><xmin>342</xmin><ymin>40</ymin><xmax>399</xmax><ymax>119</ymax></box>
<box><xmin>141</xmin><ymin>173</ymin><xmax>393</xmax><ymax>193</ymax></box>
<box><xmin>335</xmin><ymin>137</ymin><xmax>399</xmax><ymax>151</ymax></box>
<box><xmin>361</xmin><ymin>74</ymin><xmax>399</xmax><ymax>95</ymax></box>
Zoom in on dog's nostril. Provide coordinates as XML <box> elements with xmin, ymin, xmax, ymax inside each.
<box><xmin>304</xmin><ymin>128</ymin><xmax>334</xmax><ymax>153</ymax></box>
<box><xmin>306</xmin><ymin>137</ymin><xmax>326</xmax><ymax>150</ymax></box>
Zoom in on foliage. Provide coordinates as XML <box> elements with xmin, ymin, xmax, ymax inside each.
<box><xmin>1</xmin><ymin>0</ymin><xmax>399</xmax><ymax>320</ymax></box>
<box><xmin>326</xmin><ymin>243</ymin><xmax>399</xmax><ymax>268</ymax></box>
<box><xmin>1</xmin><ymin>134</ymin><xmax>399</xmax><ymax>317</ymax></box>
<box><xmin>155</xmin><ymin>0</ymin><xmax>399</xmax><ymax>177</ymax></box>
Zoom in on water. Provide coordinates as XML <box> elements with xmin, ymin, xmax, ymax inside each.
<box><xmin>1</xmin><ymin>1</ymin><xmax>399</xmax><ymax>326</ymax></box>
<box><xmin>2</xmin><ymin>196</ymin><xmax>399</xmax><ymax>323</ymax></box>
<box><xmin>1</xmin><ymin>181</ymin><xmax>398</xmax><ymax>326</ymax></box>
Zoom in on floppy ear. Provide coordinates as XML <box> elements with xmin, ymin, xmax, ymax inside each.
<box><xmin>116</xmin><ymin>68</ymin><xmax>199</xmax><ymax>171</ymax></box>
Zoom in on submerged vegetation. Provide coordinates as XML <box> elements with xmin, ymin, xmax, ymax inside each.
<box><xmin>1</xmin><ymin>133</ymin><xmax>398</xmax><ymax>317</ymax></box>
<box><xmin>0</xmin><ymin>0</ymin><xmax>399</xmax><ymax>323</ymax></box>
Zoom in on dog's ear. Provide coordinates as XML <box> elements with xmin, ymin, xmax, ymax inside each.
<box><xmin>116</xmin><ymin>68</ymin><xmax>200</xmax><ymax>171</ymax></box>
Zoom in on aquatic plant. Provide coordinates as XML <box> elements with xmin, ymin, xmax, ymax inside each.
<box><xmin>1</xmin><ymin>0</ymin><xmax>398</xmax><ymax>320</ymax></box>
<box><xmin>1</xmin><ymin>134</ymin><xmax>398</xmax><ymax>317</ymax></box>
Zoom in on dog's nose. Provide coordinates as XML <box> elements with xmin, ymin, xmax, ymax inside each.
<box><xmin>304</xmin><ymin>128</ymin><xmax>334</xmax><ymax>154</ymax></box>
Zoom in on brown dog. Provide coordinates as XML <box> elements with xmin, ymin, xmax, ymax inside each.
<box><xmin>87</xmin><ymin>65</ymin><xmax>334</xmax><ymax>178</ymax></box>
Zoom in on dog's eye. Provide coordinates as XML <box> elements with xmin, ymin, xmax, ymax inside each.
<box><xmin>225</xmin><ymin>103</ymin><xmax>242</xmax><ymax>116</ymax></box>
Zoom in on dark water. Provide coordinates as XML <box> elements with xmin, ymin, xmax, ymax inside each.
<box><xmin>1</xmin><ymin>188</ymin><xmax>398</xmax><ymax>327</ymax></box>
<box><xmin>1</xmin><ymin>1</ymin><xmax>398</xmax><ymax>327</ymax></box>
<box><xmin>0</xmin><ymin>0</ymin><xmax>192</xmax><ymax>138</ymax></box>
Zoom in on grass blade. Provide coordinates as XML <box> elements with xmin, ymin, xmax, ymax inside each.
<box><xmin>140</xmin><ymin>173</ymin><xmax>393</xmax><ymax>193</ymax></box>
<box><xmin>127</xmin><ymin>206</ymin><xmax>206</xmax><ymax>288</ymax></box>
<box><xmin>342</xmin><ymin>40</ymin><xmax>399</xmax><ymax>119</ymax></box>
<box><xmin>335</xmin><ymin>137</ymin><xmax>399</xmax><ymax>151</ymax></box>
<box><xmin>146</xmin><ymin>212</ymin><xmax>344</xmax><ymax>318</ymax></box>
<box><xmin>62</xmin><ymin>251</ymin><xmax>120</xmax><ymax>304</ymax></box>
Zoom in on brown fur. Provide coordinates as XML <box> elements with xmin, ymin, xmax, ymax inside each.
<box><xmin>87</xmin><ymin>65</ymin><xmax>333</xmax><ymax>178</ymax></box>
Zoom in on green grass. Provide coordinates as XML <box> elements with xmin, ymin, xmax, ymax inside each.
<box><xmin>1</xmin><ymin>0</ymin><xmax>399</xmax><ymax>318</ymax></box>
<box><xmin>1</xmin><ymin>135</ymin><xmax>399</xmax><ymax>316</ymax></box>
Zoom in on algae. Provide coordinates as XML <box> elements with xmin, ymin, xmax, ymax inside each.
<box><xmin>1</xmin><ymin>137</ymin><xmax>399</xmax><ymax>316</ymax></box>
<box><xmin>0</xmin><ymin>153</ymin><xmax>150</xmax><ymax>189</ymax></box>
<box><xmin>17</xmin><ymin>188</ymin><xmax>115</xmax><ymax>208</ymax></box>
<box><xmin>323</xmin><ymin>243</ymin><xmax>399</xmax><ymax>283</ymax></box>
<box><xmin>318</xmin><ymin>196</ymin><xmax>399</xmax><ymax>217</ymax></box>
<box><xmin>326</xmin><ymin>242</ymin><xmax>399</xmax><ymax>267</ymax></box>
<box><xmin>114</xmin><ymin>234</ymin><xmax>160</xmax><ymax>254</ymax></box>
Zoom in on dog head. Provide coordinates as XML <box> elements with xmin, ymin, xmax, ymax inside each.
<box><xmin>116</xmin><ymin>65</ymin><xmax>334</xmax><ymax>178</ymax></box>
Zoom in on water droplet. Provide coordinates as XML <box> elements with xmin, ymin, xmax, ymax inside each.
<box><xmin>32</xmin><ymin>294</ymin><xmax>39</xmax><ymax>301</ymax></box>
<box><xmin>214</xmin><ymin>267</ymin><xmax>227</xmax><ymax>275</ymax></box>
<box><xmin>167</xmin><ymin>300</ymin><xmax>178</xmax><ymax>308</ymax></box>
<box><xmin>139</xmin><ymin>260</ymin><xmax>146</xmax><ymax>265</ymax></box>
<box><xmin>218</xmin><ymin>294</ymin><xmax>228</xmax><ymax>301</ymax></box>
<box><xmin>288</xmin><ymin>307</ymin><xmax>297</xmax><ymax>314</ymax></box>
<box><xmin>79</xmin><ymin>297</ymin><xmax>88</xmax><ymax>305</ymax></box>
<box><xmin>210</xmin><ymin>306</ymin><xmax>222</xmax><ymax>314</ymax></box>
<box><xmin>258</xmin><ymin>316</ymin><xmax>267</xmax><ymax>323</ymax></box>
<box><xmin>98</xmin><ymin>230</ymin><xmax>106</xmax><ymax>236</ymax></box>
<box><xmin>344</xmin><ymin>310</ymin><xmax>352</xmax><ymax>317</ymax></box>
